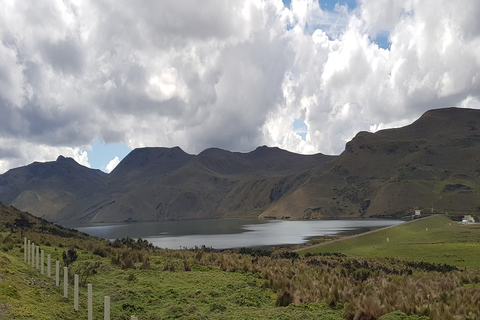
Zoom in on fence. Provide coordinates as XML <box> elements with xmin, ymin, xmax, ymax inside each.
<box><xmin>23</xmin><ymin>237</ymin><xmax>139</xmax><ymax>320</ymax></box>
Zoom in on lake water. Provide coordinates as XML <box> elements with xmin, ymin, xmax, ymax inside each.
<box><xmin>63</xmin><ymin>218</ymin><xmax>404</xmax><ymax>250</ymax></box>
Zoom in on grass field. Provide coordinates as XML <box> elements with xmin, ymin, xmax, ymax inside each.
<box><xmin>297</xmin><ymin>215</ymin><xmax>480</xmax><ymax>269</ymax></box>
<box><xmin>1</xmin><ymin>207</ymin><xmax>480</xmax><ymax>319</ymax></box>
<box><xmin>1</xmin><ymin>242</ymin><xmax>345</xmax><ymax>319</ymax></box>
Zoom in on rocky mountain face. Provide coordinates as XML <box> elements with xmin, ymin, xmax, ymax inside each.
<box><xmin>1</xmin><ymin>107</ymin><xmax>479</xmax><ymax>223</ymax></box>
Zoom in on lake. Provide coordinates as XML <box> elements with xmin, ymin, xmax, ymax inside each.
<box><xmin>63</xmin><ymin>218</ymin><xmax>404</xmax><ymax>250</ymax></box>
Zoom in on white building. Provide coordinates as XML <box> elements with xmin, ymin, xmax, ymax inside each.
<box><xmin>461</xmin><ymin>215</ymin><xmax>475</xmax><ymax>224</ymax></box>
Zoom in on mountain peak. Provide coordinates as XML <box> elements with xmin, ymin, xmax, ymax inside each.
<box><xmin>56</xmin><ymin>155</ymin><xmax>75</xmax><ymax>163</ymax></box>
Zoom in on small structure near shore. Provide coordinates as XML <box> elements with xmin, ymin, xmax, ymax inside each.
<box><xmin>460</xmin><ymin>215</ymin><xmax>475</xmax><ymax>224</ymax></box>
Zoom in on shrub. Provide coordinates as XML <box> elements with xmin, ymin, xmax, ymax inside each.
<box><xmin>140</xmin><ymin>256</ymin><xmax>150</xmax><ymax>270</ymax></box>
<box><xmin>2</xmin><ymin>244</ymin><xmax>13</xmax><ymax>252</ymax></box>
<box><xmin>163</xmin><ymin>263</ymin><xmax>175</xmax><ymax>272</ymax></box>
<box><xmin>277</xmin><ymin>251</ymin><xmax>299</xmax><ymax>260</ymax></box>
<box><xmin>182</xmin><ymin>260</ymin><xmax>191</xmax><ymax>272</ymax></box>
<box><xmin>62</xmin><ymin>248</ymin><xmax>78</xmax><ymax>267</ymax></box>
<box><xmin>353</xmin><ymin>268</ymin><xmax>372</xmax><ymax>282</ymax></box>
<box><xmin>93</xmin><ymin>246</ymin><xmax>107</xmax><ymax>257</ymax></box>
<box><xmin>276</xmin><ymin>291</ymin><xmax>293</xmax><ymax>307</ymax></box>
<box><xmin>121</xmin><ymin>257</ymin><xmax>136</xmax><ymax>270</ymax></box>
<box><xmin>74</xmin><ymin>262</ymin><xmax>100</xmax><ymax>286</ymax></box>
<box><xmin>238</xmin><ymin>247</ymin><xmax>272</xmax><ymax>257</ymax></box>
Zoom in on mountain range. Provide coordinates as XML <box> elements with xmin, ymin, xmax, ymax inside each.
<box><xmin>1</xmin><ymin>107</ymin><xmax>479</xmax><ymax>223</ymax></box>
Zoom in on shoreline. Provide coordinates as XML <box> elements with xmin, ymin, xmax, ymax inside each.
<box><xmin>293</xmin><ymin>214</ymin><xmax>437</xmax><ymax>253</ymax></box>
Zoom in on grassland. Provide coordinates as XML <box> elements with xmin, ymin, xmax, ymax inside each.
<box><xmin>297</xmin><ymin>215</ymin><xmax>480</xmax><ymax>269</ymax></box>
<box><xmin>1</xmin><ymin>205</ymin><xmax>480</xmax><ymax>319</ymax></box>
<box><xmin>0</xmin><ymin>247</ymin><xmax>345</xmax><ymax>319</ymax></box>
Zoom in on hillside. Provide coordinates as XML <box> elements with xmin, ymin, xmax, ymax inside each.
<box><xmin>0</xmin><ymin>146</ymin><xmax>334</xmax><ymax>222</ymax></box>
<box><xmin>0</xmin><ymin>156</ymin><xmax>107</xmax><ymax>221</ymax></box>
<box><xmin>298</xmin><ymin>214</ymin><xmax>480</xmax><ymax>269</ymax></box>
<box><xmin>1</xmin><ymin>203</ymin><xmax>479</xmax><ymax>319</ymax></box>
<box><xmin>1</xmin><ymin>107</ymin><xmax>479</xmax><ymax>222</ymax></box>
<box><xmin>260</xmin><ymin>107</ymin><xmax>480</xmax><ymax>219</ymax></box>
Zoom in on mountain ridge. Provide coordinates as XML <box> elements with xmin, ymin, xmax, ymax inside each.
<box><xmin>1</xmin><ymin>107</ymin><xmax>479</xmax><ymax>222</ymax></box>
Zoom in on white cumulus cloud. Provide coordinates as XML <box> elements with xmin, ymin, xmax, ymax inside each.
<box><xmin>0</xmin><ymin>0</ymin><xmax>479</xmax><ymax>173</ymax></box>
<box><xmin>106</xmin><ymin>156</ymin><xmax>120</xmax><ymax>173</ymax></box>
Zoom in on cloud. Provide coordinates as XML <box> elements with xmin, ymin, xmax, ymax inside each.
<box><xmin>0</xmin><ymin>137</ymin><xmax>90</xmax><ymax>174</ymax></box>
<box><xmin>106</xmin><ymin>156</ymin><xmax>120</xmax><ymax>173</ymax></box>
<box><xmin>266</xmin><ymin>0</ymin><xmax>480</xmax><ymax>154</ymax></box>
<box><xmin>0</xmin><ymin>0</ymin><xmax>480</xmax><ymax>173</ymax></box>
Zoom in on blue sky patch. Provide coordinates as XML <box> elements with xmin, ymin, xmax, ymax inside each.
<box><xmin>372</xmin><ymin>31</ymin><xmax>391</xmax><ymax>50</ymax></box>
<box><xmin>88</xmin><ymin>139</ymin><xmax>132</xmax><ymax>172</ymax></box>
<box><xmin>293</xmin><ymin>119</ymin><xmax>308</xmax><ymax>140</ymax></box>
<box><xmin>319</xmin><ymin>0</ymin><xmax>357</xmax><ymax>11</ymax></box>
<box><xmin>282</xmin><ymin>0</ymin><xmax>358</xmax><ymax>10</ymax></box>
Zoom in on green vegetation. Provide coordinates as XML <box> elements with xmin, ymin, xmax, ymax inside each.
<box><xmin>0</xmin><ymin>205</ymin><xmax>480</xmax><ymax>319</ymax></box>
<box><xmin>298</xmin><ymin>215</ymin><xmax>480</xmax><ymax>269</ymax></box>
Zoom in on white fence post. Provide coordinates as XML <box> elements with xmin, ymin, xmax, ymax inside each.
<box><xmin>36</xmin><ymin>246</ymin><xmax>39</xmax><ymax>269</ymax></box>
<box><xmin>104</xmin><ymin>296</ymin><xmax>110</xmax><ymax>320</ymax></box>
<box><xmin>41</xmin><ymin>250</ymin><xmax>44</xmax><ymax>274</ymax></box>
<box><xmin>131</xmin><ymin>316</ymin><xmax>138</xmax><ymax>320</ymax></box>
<box><xmin>88</xmin><ymin>284</ymin><xmax>93</xmax><ymax>320</ymax></box>
<box><xmin>27</xmin><ymin>240</ymin><xmax>30</xmax><ymax>264</ymax></box>
<box><xmin>64</xmin><ymin>267</ymin><xmax>68</xmax><ymax>298</ymax></box>
<box><xmin>31</xmin><ymin>242</ymin><xmax>35</xmax><ymax>267</ymax></box>
<box><xmin>74</xmin><ymin>274</ymin><xmax>79</xmax><ymax>311</ymax></box>
<box><xmin>47</xmin><ymin>255</ymin><xmax>51</xmax><ymax>278</ymax></box>
<box><xmin>24</xmin><ymin>237</ymin><xmax>27</xmax><ymax>262</ymax></box>
<box><xmin>56</xmin><ymin>260</ymin><xmax>60</xmax><ymax>286</ymax></box>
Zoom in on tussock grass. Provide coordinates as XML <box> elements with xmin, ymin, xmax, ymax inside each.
<box><xmin>1</xmin><ymin>205</ymin><xmax>480</xmax><ymax>319</ymax></box>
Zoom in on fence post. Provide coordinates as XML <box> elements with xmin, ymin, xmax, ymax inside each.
<box><xmin>27</xmin><ymin>240</ymin><xmax>30</xmax><ymax>264</ymax></box>
<box><xmin>24</xmin><ymin>237</ymin><xmax>27</xmax><ymax>262</ymax></box>
<box><xmin>104</xmin><ymin>296</ymin><xmax>110</xmax><ymax>320</ymax></box>
<box><xmin>131</xmin><ymin>316</ymin><xmax>138</xmax><ymax>320</ymax></box>
<box><xmin>41</xmin><ymin>250</ymin><xmax>45</xmax><ymax>274</ymax></box>
<box><xmin>31</xmin><ymin>242</ymin><xmax>35</xmax><ymax>267</ymax></box>
<box><xmin>56</xmin><ymin>260</ymin><xmax>60</xmax><ymax>286</ymax></box>
<box><xmin>64</xmin><ymin>267</ymin><xmax>68</xmax><ymax>298</ymax></box>
<box><xmin>47</xmin><ymin>254</ymin><xmax>51</xmax><ymax>278</ymax></box>
<box><xmin>74</xmin><ymin>274</ymin><xmax>79</xmax><ymax>311</ymax></box>
<box><xmin>88</xmin><ymin>284</ymin><xmax>93</xmax><ymax>320</ymax></box>
<box><xmin>36</xmin><ymin>246</ymin><xmax>39</xmax><ymax>269</ymax></box>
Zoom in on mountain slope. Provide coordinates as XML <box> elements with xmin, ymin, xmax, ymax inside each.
<box><xmin>53</xmin><ymin>146</ymin><xmax>334</xmax><ymax>222</ymax></box>
<box><xmin>1</xmin><ymin>107</ymin><xmax>479</xmax><ymax>223</ymax></box>
<box><xmin>261</xmin><ymin>107</ymin><xmax>480</xmax><ymax>219</ymax></box>
<box><xmin>0</xmin><ymin>156</ymin><xmax>107</xmax><ymax>220</ymax></box>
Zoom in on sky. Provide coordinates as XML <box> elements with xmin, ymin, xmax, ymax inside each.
<box><xmin>1</xmin><ymin>0</ymin><xmax>480</xmax><ymax>174</ymax></box>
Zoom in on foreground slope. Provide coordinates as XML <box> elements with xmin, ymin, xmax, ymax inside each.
<box><xmin>1</xmin><ymin>204</ymin><xmax>479</xmax><ymax>319</ymax></box>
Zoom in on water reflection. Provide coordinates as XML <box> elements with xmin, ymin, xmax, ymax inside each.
<box><xmin>63</xmin><ymin>219</ymin><xmax>403</xmax><ymax>250</ymax></box>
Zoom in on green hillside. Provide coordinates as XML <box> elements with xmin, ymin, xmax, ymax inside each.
<box><xmin>297</xmin><ymin>215</ymin><xmax>480</xmax><ymax>269</ymax></box>
<box><xmin>1</xmin><ymin>205</ymin><xmax>480</xmax><ymax>319</ymax></box>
